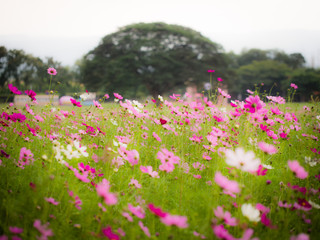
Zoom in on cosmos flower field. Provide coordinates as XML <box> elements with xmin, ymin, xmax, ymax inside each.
<box><xmin>1</xmin><ymin>77</ymin><xmax>320</xmax><ymax>239</ymax></box>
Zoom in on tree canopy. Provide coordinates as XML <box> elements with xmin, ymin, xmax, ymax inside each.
<box><xmin>80</xmin><ymin>22</ymin><xmax>230</xmax><ymax>98</ymax></box>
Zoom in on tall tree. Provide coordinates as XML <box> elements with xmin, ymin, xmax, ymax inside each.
<box><xmin>80</xmin><ymin>22</ymin><xmax>230</xmax><ymax>99</ymax></box>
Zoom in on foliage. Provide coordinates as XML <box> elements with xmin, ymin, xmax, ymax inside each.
<box><xmin>80</xmin><ymin>22</ymin><xmax>230</xmax><ymax>98</ymax></box>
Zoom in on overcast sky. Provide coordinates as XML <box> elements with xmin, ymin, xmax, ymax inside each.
<box><xmin>1</xmin><ymin>0</ymin><xmax>320</xmax><ymax>66</ymax></box>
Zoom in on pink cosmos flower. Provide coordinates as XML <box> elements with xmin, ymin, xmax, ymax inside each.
<box><xmin>138</xmin><ymin>221</ymin><xmax>151</xmax><ymax>237</ymax></box>
<box><xmin>129</xmin><ymin>178</ymin><xmax>142</xmax><ymax>189</ymax></box>
<box><xmin>47</xmin><ymin>67</ymin><xmax>57</xmax><ymax>75</ymax></box>
<box><xmin>212</xmin><ymin>224</ymin><xmax>234</xmax><ymax>240</ymax></box>
<box><xmin>288</xmin><ymin>160</ymin><xmax>308</xmax><ymax>179</ymax></box>
<box><xmin>290</xmin><ymin>83</ymin><xmax>298</xmax><ymax>89</ymax></box>
<box><xmin>113</xmin><ymin>93</ymin><xmax>123</xmax><ymax>100</ymax></box>
<box><xmin>122</xmin><ymin>212</ymin><xmax>133</xmax><ymax>222</ymax></box>
<box><xmin>157</xmin><ymin>148</ymin><xmax>180</xmax><ymax>173</ymax></box>
<box><xmin>247</xmin><ymin>89</ymin><xmax>254</xmax><ymax>95</ymax></box>
<box><xmin>102</xmin><ymin>226</ymin><xmax>119</xmax><ymax>240</ymax></box>
<box><xmin>218</xmin><ymin>88</ymin><xmax>231</xmax><ymax>98</ymax></box>
<box><xmin>18</xmin><ymin>147</ymin><xmax>34</xmax><ymax>168</ymax></box>
<box><xmin>160</xmin><ymin>214</ymin><xmax>188</xmax><ymax>228</ymax></box>
<box><xmin>25</xmin><ymin>89</ymin><xmax>37</xmax><ymax>101</ymax></box>
<box><xmin>217</xmin><ymin>77</ymin><xmax>223</xmax><ymax>82</ymax></box>
<box><xmin>93</xmin><ymin>100</ymin><xmax>103</xmax><ymax>109</ymax></box>
<box><xmin>8</xmin><ymin>84</ymin><xmax>22</xmax><ymax>95</ymax></box>
<box><xmin>267</xmin><ymin>96</ymin><xmax>285</xmax><ymax>104</ymax></box>
<box><xmin>214</xmin><ymin>172</ymin><xmax>240</xmax><ymax>195</ymax></box>
<box><xmin>207</xmin><ymin>69</ymin><xmax>215</xmax><ymax>73</ymax></box>
<box><xmin>128</xmin><ymin>203</ymin><xmax>145</xmax><ymax>219</ymax></box>
<box><xmin>33</xmin><ymin>219</ymin><xmax>54</xmax><ymax>240</ymax></box>
<box><xmin>148</xmin><ymin>204</ymin><xmax>167</xmax><ymax>218</ymax></box>
<box><xmin>96</xmin><ymin>179</ymin><xmax>117</xmax><ymax>205</ymax></box>
<box><xmin>44</xmin><ymin>197</ymin><xmax>60</xmax><ymax>205</ymax></box>
<box><xmin>213</xmin><ymin>206</ymin><xmax>237</xmax><ymax>226</ymax></box>
<box><xmin>140</xmin><ymin>166</ymin><xmax>160</xmax><ymax>178</ymax></box>
<box><xmin>70</xmin><ymin>98</ymin><xmax>82</xmax><ymax>107</ymax></box>
<box><xmin>256</xmin><ymin>165</ymin><xmax>268</xmax><ymax>176</ymax></box>
<box><xmin>290</xmin><ymin>233</ymin><xmax>309</xmax><ymax>240</ymax></box>
<box><xmin>9</xmin><ymin>227</ymin><xmax>23</xmax><ymax>234</ymax></box>
<box><xmin>104</xmin><ymin>94</ymin><xmax>110</xmax><ymax>99</ymax></box>
<box><xmin>244</xmin><ymin>95</ymin><xmax>265</xmax><ymax>113</ymax></box>
<box><xmin>258</xmin><ymin>142</ymin><xmax>278</xmax><ymax>154</ymax></box>
<box><xmin>152</xmin><ymin>132</ymin><xmax>162</xmax><ymax>142</ymax></box>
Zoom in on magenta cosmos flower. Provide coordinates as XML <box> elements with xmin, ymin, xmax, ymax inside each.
<box><xmin>47</xmin><ymin>67</ymin><xmax>57</xmax><ymax>75</ymax></box>
<box><xmin>8</xmin><ymin>83</ymin><xmax>22</xmax><ymax>95</ymax></box>
<box><xmin>288</xmin><ymin>160</ymin><xmax>308</xmax><ymax>179</ymax></box>
<box><xmin>244</xmin><ymin>95</ymin><xmax>266</xmax><ymax>113</ymax></box>
<box><xmin>25</xmin><ymin>89</ymin><xmax>37</xmax><ymax>101</ymax></box>
<box><xmin>70</xmin><ymin>98</ymin><xmax>82</xmax><ymax>107</ymax></box>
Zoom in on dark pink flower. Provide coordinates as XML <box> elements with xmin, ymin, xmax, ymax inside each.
<box><xmin>217</xmin><ymin>77</ymin><xmax>223</xmax><ymax>82</ymax></box>
<box><xmin>102</xmin><ymin>226</ymin><xmax>119</xmax><ymax>240</ymax></box>
<box><xmin>9</xmin><ymin>226</ymin><xmax>23</xmax><ymax>234</ymax></box>
<box><xmin>25</xmin><ymin>89</ymin><xmax>37</xmax><ymax>101</ymax></box>
<box><xmin>148</xmin><ymin>204</ymin><xmax>167</xmax><ymax>218</ymax></box>
<box><xmin>8</xmin><ymin>84</ymin><xmax>22</xmax><ymax>95</ymax></box>
<box><xmin>70</xmin><ymin>98</ymin><xmax>82</xmax><ymax>107</ymax></box>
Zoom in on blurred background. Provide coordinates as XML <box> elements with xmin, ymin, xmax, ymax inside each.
<box><xmin>1</xmin><ymin>0</ymin><xmax>320</xmax><ymax>101</ymax></box>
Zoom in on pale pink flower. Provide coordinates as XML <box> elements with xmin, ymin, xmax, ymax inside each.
<box><xmin>104</xmin><ymin>94</ymin><xmax>110</xmax><ymax>99</ymax></box>
<box><xmin>44</xmin><ymin>197</ymin><xmax>59</xmax><ymax>205</ymax></box>
<box><xmin>290</xmin><ymin>233</ymin><xmax>309</xmax><ymax>240</ymax></box>
<box><xmin>18</xmin><ymin>147</ymin><xmax>34</xmax><ymax>168</ymax></box>
<box><xmin>129</xmin><ymin>178</ymin><xmax>142</xmax><ymax>189</ymax></box>
<box><xmin>33</xmin><ymin>219</ymin><xmax>54</xmax><ymax>240</ymax></box>
<box><xmin>213</xmin><ymin>206</ymin><xmax>237</xmax><ymax>226</ymax></box>
<box><xmin>258</xmin><ymin>142</ymin><xmax>278</xmax><ymax>155</ymax></box>
<box><xmin>138</xmin><ymin>221</ymin><xmax>151</xmax><ymax>237</ymax></box>
<box><xmin>288</xmin><ymin>160</ymin><xmax>308</xmax><ymax>179</ymax></box>
<box><xmin>140</xmin><ymin>165</ymin><xmax>160</xmax><ymax>178</ymax></box>
<box><xmin>214</xmin><ymin>172</ymin><xmax>240</xmax><ymax>194</ymax></box>
<box><xmin>152</xmin><ymin>132</ymin><xmax>162</xmax><ymax>142</ymax></box>
<box><xmin>122</xmin><ymin>212</ymin><xmax>133</xmax><ymax>222</ymax></box>
<box><xmin>93</xmin><ymin>100</ymin><xmax>103</xmax><ymax>109</ymax></box>
<box><xmin>96</xmin><ymin>179</ymin><xmax>117</xmax><ymax>205</ymax></box>
<box><xmin>160</xmin><ymin>214</ymin><xmax>188</xmax><ymax>228</ymax></box>
<box><xmin>128</xmin><ymin>203</ymin><xmax>145</xmax><ymax>219</ymax></box>
<box><xmin>157</xmin><ymin>148</ymin><xmax>180</xmax><ymax>173</ymax></box>
<box><xmin>218</xmin><ymin>88</ymin><xmax>231</xmax><ymax>98</ymax></box>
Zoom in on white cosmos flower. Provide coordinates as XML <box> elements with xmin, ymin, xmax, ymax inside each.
<box><xmin>62</xmin><ymin>144</ymin><xmax>81</xmax><ymax>159</ymax></box>
<box><xmin>241</xmin><ymin>203</ymin><xmax>260</xmax><ymax>222</ymax></box>
<box><xmin>80</xmin><ymin>93</ymin><xmax>90</xmax><ymax>101</ymax></box>
<box><xmin>74</xmin><ymin>141</ymin><xmax>89</xmax><ymax>157</ymax></box>
<box><xmin>225</xmin><ymin>148</ymin><xmax>260</xmax><ymax>172</ymax></box>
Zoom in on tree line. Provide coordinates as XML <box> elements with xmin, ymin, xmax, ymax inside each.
<box><xmin>1</xmin><ymin>23</ymin><xmax>320</xmax><ymax>101</ymax></box>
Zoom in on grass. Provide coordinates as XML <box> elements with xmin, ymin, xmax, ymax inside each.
<box><xmin>0</xmin><ymin>94</ymin><xmax>320</xmax><ymax>239</ymax></box>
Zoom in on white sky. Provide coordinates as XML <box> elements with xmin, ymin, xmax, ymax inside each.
<box><xmin>1</xmin><ymin>0</ymin><xmax>320</xmax><ymax>66</ymax></box>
